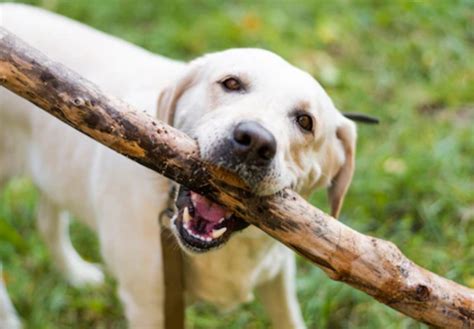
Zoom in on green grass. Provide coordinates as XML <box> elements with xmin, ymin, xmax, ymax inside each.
<box><xmin>1</xmin><ymin>0</ymin><xmax>474</xmax><ymax>328</ymax></box>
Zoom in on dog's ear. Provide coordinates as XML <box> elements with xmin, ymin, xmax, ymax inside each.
<box><xmin>156</xmin><ymin>85</ymin><xmax>175</xmax><ymax>125</ymax></box>
<box><xmin>156</xmin><ymin>67</ymin><xmax>199</xmax><ymax>126</ymax></box>
<box><xmin>327</xmin><ymin>118</ymin><xmax>357</xmax><ymax>218</ymax></box>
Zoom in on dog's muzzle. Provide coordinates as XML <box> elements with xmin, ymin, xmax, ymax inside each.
<box><xmin>172</xmin><ymin>120</ymin><xmax>276</xmax><ymax>252</ymax></box>
<box><xmin>172</xmin><ymin>186</ymin><xmax>249</xmax><ymax>252</ymax></box>
<box><xmin>210</xmin><ymin>120</ymin><xmax>278</xmax><ymax>189</ymax></box>
<box><xmin>231</xmin><ymin>121</ymin><xmax>276</xmax><ymax>167</ymax></box>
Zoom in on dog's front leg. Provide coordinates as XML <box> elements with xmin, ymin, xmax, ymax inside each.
<box><xmin>96</xmin><ymin>203</ymin><xmax>166</xmax><ymax>329</ymax></box>
<box><xmin>36</xmin><ymin>195</ymin><xmax>104</xmax><ymax>287</ymax></box>
<box><xmin>257</xmin><ymin>252</ymin><xmax>306</xmax><ymax>329</ymax></box>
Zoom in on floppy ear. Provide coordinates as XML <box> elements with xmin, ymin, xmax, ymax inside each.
<box><xmin>156</xmin><ymin>85</ymin><xmax>175</xmax><ymax>125</ymax></box>
<box><xmin>327</xmin><ymin>118</ymin><xmax>357</xmax><ymax>218</ymax></box>
<box><xmin>156</xmin><ymin>67</ymin><xmax>198</xmax><ymax>126</ymax></box>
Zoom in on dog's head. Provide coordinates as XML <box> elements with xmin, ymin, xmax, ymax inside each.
<box><xmin>157</xmin><ymin>48</ymin><xmax>356</xmax><ymax>253</ymax></box>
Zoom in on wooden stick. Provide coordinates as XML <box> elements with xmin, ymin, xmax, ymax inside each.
<box><xmin>1</xmin><ymin>28</ymin><xmax>473</xmax><ymax>328</ymax></box>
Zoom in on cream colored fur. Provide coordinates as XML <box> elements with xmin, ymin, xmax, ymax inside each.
<box><xmin>0</xmin><ymin>4</ymin><xmax>356</xmax><ymax>328</ymax></box>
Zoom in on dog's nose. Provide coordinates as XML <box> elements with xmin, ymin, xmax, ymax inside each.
<box><xmin>232</xmin><ymin>121</ymin><xmax>276</xmax><ymax>166</ymax></box>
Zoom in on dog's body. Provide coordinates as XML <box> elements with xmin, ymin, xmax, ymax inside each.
<box><xmin>0</xmin><ymin>4</ymin><xmax>356</xmax><ymax>328</ymax></box>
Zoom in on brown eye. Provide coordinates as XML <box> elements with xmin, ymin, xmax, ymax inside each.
<box><xmin>221</xmin><ymin>77</ymin><xmax>243</xmax><ymax>92</ymax></box>
<box><xmin>296</xmin><ymin>114</ymin><xmax>313</xmax><ymax>132</ymax></box>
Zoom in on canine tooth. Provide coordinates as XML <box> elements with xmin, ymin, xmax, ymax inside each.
<box><xmin>183</xmin><ymin>222</ymin><xmax>190</xmax><ymax>231</ymax></box>
<box><xmin>218</xmin><ymin>217</ymin><xmax>225</xmax><ymax>224</ymax></box>
<box><xmin>211</xmin><ymin>227</ymin><xmax>227</xmax><ymax>239</ymax></box>
<box><xmin>183</xmin><ymin>207</ymin><xmax>191</xmax><ymax>223</ymax></box>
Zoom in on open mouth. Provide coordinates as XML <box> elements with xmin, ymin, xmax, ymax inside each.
<box><xmin>172</xmin><ymin>186</ymin><xmax>249</xmax><ymax>252</ymax></box>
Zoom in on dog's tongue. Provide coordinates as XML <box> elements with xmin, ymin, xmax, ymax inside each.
<box><xmin>191</xmin><ymin>192</ymin><xmax>227</xmax><ymax>223</ymax></box>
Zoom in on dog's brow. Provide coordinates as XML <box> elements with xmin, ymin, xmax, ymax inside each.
<box><xmin>294</xmin><ymin>100</ymin><xmax>311</xmax><ymax>112</ymax></box>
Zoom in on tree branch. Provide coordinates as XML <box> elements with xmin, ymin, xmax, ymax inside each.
<box><xmin>1</xmin><ymin>28</ymin><xmax>473</xmax><ymax>328</ymax></box>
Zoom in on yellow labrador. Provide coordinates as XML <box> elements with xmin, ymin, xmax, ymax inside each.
<box><xmin>0</xmin><ymin>4</ymin><xmax>356</xmax><ymax>328</ymax></box>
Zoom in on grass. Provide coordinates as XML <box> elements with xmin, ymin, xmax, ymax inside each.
<box><xmin>1</xmin><ymin>0</ymin><xmax>473</xmax><ymax>328</ymax></box>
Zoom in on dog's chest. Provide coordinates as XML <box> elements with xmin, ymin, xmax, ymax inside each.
<box><xmin>183</xmin><ymin>227</ymin><xmax>288</xmax><ymax>309</ymax></box>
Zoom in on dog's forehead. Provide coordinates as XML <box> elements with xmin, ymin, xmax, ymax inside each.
<box><xmin>204</xmin><ymin>48</ymin><xmax>289</xmax><ymax>68</ymax></box>
<box><xmin>201</xmin><ymin>49</ymin><xmax>329</xmax><ymax>108</ymax></box>
<box><xmin>204</xmin><ymin>49</ymin><xmax>313</xmax><ymax>85</ymax></box>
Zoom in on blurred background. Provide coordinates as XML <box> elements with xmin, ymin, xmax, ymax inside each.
<box><xmin>1</xmin><ymin>0</ymin><xmax>473</xmax><ymax>328</ymax></box>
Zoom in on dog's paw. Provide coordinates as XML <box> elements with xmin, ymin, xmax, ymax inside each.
<box><xmin>66</xmin><ymin>262</ymin><xmax>105</xmax><ymax>288</ymax></box>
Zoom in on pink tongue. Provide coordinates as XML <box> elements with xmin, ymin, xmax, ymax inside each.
<box><xmin>191</xmin><ymin>192</ymin><xmax>226</xmax><ymax>223</ymax></box>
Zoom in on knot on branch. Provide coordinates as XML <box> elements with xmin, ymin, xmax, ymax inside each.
<box><xmin>72</xmin><ymin>97</ymin><xmax>84</xmax><ymax>106</ymax></box>
<box><xmin>39</xmin><ymin>70</ymin><xmax>59</xmax><ymax>88</ymax></box>
<box><xmin>414</xmin><ymin>284</ymin><xmax>431</xmax><ymax>302</ymax></box>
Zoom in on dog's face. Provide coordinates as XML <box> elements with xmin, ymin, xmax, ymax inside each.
<box><xmin>158</xmin><ymin>48</ymin><xmax>356</xmax><ymax>253</ymax></box>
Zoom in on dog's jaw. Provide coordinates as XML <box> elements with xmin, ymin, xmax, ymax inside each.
<box><xmin>172</xmin><ymin>186</ymin><xmax>250</xmax><ymax>253</ymax></box>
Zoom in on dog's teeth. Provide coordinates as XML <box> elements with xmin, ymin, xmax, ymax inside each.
<box><xmin>206</xmin><ymin>237</ymin><xmax>212</xmax><ymax>242</ymax></box>
<box><xmin>183</xmin><ymin>207</ymin><xmax>191</xmax><ymax>223</ymax></box>
<box><xmin>211</xmin><ymin>227</ymin><xmax>227</xmax><ymax>239</ymax></box>
<box><xmin>218</xmin><ymin>217</ymin><xmax>225</xmax><ymax>224</ymax></box>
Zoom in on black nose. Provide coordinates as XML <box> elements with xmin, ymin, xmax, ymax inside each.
<box><xmin>232</xmin><ymin>121</ymin><xmax>276</xmax><ymax>166</ymax></box>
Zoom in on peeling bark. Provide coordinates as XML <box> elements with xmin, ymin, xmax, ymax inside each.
<box><xmin>1</xmin><ymin>28</ymin><xmax>473</xmax><ymax>328</ymax></box>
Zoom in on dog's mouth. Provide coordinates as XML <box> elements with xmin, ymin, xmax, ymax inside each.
<box><xmin>172</xmin><ymin>186</ymin><xmax>250</xmax><ymax>253</ymax></box>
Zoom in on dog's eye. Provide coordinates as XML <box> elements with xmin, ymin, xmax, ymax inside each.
<box><xmin>221</xmin><ymin>77</ymin><xmax>243</xmax><ymax>92</ymax></box>
<box><xmin>296</xmin><ymin>114</ymin><xmax>313</xmax><ymax>132</ymax></box>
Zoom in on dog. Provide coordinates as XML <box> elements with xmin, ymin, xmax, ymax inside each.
<box><xmin>0</xmin><ymin>3</ymin><xmax>357</xmax><ymax>328</ymax></box>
